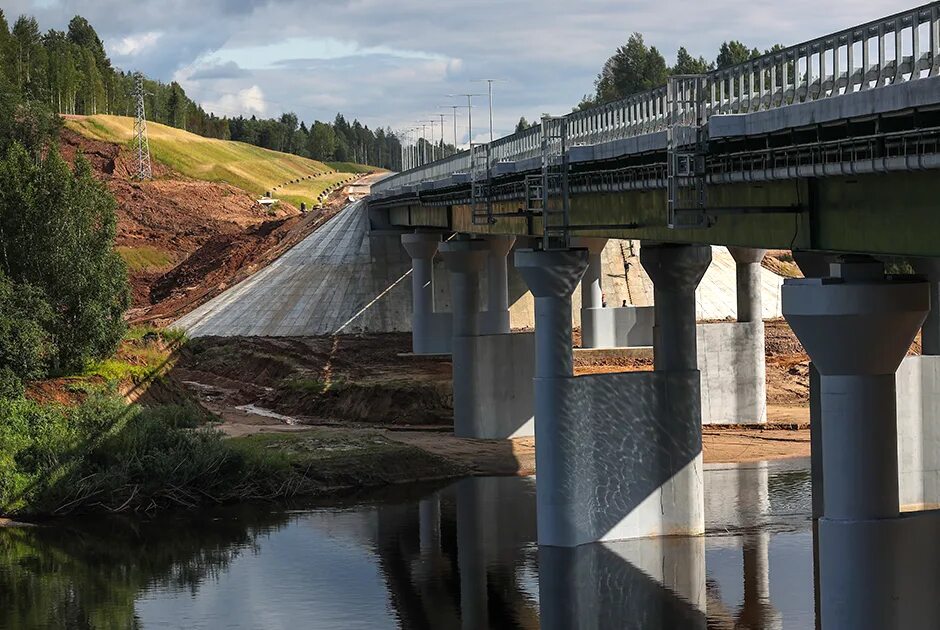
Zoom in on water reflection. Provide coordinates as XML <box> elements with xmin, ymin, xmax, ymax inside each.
<box><xmin>0</xmin><ymin>459</ymin><xmax>859</xmax><ymax>629</ymax></box>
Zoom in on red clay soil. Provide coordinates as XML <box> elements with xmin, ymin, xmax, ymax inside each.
<box><xmin>59</xmin><ymin>129</ymin><xmax>353</xmax><ymax>325</ymax></box>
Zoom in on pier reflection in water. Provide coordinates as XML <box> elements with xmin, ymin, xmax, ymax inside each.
<box><xmin>4</xmin><ymin>457</ymin><xmax>918</xmax><ymax>629</ymax></box>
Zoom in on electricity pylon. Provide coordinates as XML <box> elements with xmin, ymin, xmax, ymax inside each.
<box><xmin>133</xmin><ymin>72</ymin><xmax>152</xmax><ymax>180</ymax></box>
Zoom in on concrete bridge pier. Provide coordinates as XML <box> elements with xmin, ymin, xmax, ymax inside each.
<box><xmin>641</xmin><ymin>243</ymin><xmax>712</xmax><ymax>371</ymax></box>
<box><xmin>715</xmin><ymin>246</ymin><xmax>768</xmax><ymax>424</ymax></box>
<box><xmin>482</xmin><ymin>235</ymin><xmax>515</xmax><ymax>334</ymax></box>
<box><xmin>571</xmin><ymin>237</ymin><xmax>608</xmax><ymax>348</ymax></box>
<box><xmin>517</xmin><ymin>243</ymin><xmax>706</xmax><ymax>546</ymax></box>
<box><xmin>442</xmin><ymin>238</ymin><xmax>535</xmax><ymax>439</ymax></box>
<box><xmin>401</xmin><ymin>232</ymin><xmax>451</xmax><ymax>354</ymax></box>
<box><xmin>792</xmin><ymin>250</ymin><xmax>839</xmax><ymax>518</ymax></box>
<box><xmin>728</xmin><ymin>247</ymin><xmax>766</xmax><ymax>324</ymax></box>
<box><xmin>783</xmin><ymin>257</ymin><xmax>931</xmax><ymax>629</ymax></box>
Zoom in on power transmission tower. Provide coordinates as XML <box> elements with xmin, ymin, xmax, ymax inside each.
<box><xmin>133</xmin><ymin>72</ymin><xmax>152</xmax><ymax>180</ymax></box>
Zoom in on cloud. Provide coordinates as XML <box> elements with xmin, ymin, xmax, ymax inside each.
<box><xmin>202</xmin><ymin>85</ymin><xmax>268</xmax><ymax>117</ymax></box>
<box><xmin>187</xmin><ymin>61</ymin><xmax>250</xmax><ymax>80</ymax></box>
<box><xmin>14</xmin><ymin>0</ymin><xmax>907</xmax><ymax>137</ymax></box>
<box><xmin>109</xmin><ymin>31</ymin><xmax>162</xmax><ymax>56</ymax></box>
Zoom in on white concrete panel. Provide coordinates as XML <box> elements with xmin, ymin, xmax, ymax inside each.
<box><xmin>175</xmin><ymin>201</ymin><xmax>413</xmax><ymax>337</ymax></box>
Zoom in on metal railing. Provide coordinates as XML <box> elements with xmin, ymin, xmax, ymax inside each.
<box><xmin>374</xmin><ymin>2</ymin><xmax>940</xmax><ymax>196</ymax></box>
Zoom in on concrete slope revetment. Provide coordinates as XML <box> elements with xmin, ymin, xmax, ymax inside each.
<box><xmin>174</xmin><ymin>200</ymin><xmax>413</xmax><ymax>337</ymax></box>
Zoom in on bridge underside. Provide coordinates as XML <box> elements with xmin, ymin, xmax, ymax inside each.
<box><xmin>379</xmin><ymin>169</ymin><xmax>939</xmax><ymax>257</ymax></box>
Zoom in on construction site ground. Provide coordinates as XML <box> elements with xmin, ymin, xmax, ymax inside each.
<box><xmin>172</xmin><ymin>321</ymin><xmax>816</xmax><ymax>476</ymax></box>
<box><xmin>57</xmin><ymin>127</ymin><xmax>817</xmax><ymax>481</ymax></box>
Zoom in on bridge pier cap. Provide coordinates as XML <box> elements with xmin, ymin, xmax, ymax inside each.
<box><xmin>640</xmin><ymin>243</ymin><xmax>711</xmax><ymax>372</ymax></box>
<box><xmin>514</xmin><ymin>248</ymin><xmax>589</xmax><ymax>378</ymax></box>
<box><xmin>913</xmin><ymin>258</ymin><xmax>940</xmax><ymax>356</ymax></box>
<box><xmin>514</xmin><ymin>249</ymin><xmax>590</xmax><ymax>299</ymax></box>
<box><xmin>401</xmin><ymin>231</ymin><xmax>442</xmax><ymax>260</ymax></box>
<box><xmin>782</xmin><ymin>257</ymin><xmax>928</xmax><ymax>521</ymax></box>
<box><xmin>783</xmin><ymin>258</ymin><xmax>927</xmax><ymax>377</ymax></box>
<box><xmin>439</xmin><ymin>240</ymin><xmax>488</xmax><ymax>338</ymax></box>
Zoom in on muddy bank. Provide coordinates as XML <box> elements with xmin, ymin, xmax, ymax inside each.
<box><xmin>175</xmin><ymin>334</ymin><xmax>453</xmax><ymax>426</ymax></box>
<box><xmin>176</xmin><ymin>321</ymin><xmax>814</xmax><ymax>428</ymax></box>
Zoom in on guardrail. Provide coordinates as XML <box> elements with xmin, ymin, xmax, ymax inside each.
<box><xmin>374</xmin><ymin>1</ymin><xmax>940</xmax><ymax>196</ymax></box>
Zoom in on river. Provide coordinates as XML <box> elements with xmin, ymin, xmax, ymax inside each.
<box><xmin>0</xmin><ymin>459</ymin><xmax>813</xmax><ymax>629</ymax></box>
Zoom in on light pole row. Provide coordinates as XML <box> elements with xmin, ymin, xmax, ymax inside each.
<box><xmin>400</xmin><ymin>79</ymin><xmax>506</xmax><ymax>171</ymax></box>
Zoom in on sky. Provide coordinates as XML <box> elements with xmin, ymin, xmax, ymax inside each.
<box><xmin>7</xmin><ymin>0</ymin><xmax>906</xmax><ymax>144</ymax></box>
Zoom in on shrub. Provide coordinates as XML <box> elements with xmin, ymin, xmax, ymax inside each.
<box><xmin>0</xmin><ymin>393</ymin><xmax>294</xmax><ymax>516</ymax></box>
<box><xmin>0</xmin><ymin>274</ymin><xmax>53</xmax><ymax>397</ymax></box>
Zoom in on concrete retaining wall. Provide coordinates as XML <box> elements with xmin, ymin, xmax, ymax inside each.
<box><xmin>453</xmin><ymin>332</ymin><xmax>535</xmax><ymax>439</ymax></box>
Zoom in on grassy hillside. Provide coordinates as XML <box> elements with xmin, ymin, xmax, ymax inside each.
<box><xmin>64</xmin><ymin>115</ymin><xmax>369</xmax><ymax>208</ymax></box>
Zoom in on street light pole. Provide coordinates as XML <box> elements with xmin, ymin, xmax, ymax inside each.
<box><xmin>432</xmin><ymin>113</ymin><xmax>448</xmax><ymax>155</ymax></box>
<box><xmin>473</xmin><ymin>79</ymin><xmax>505</xmax><ymax>143</ymax></box>
<box><xmin>419</xmin><ymin>122</ymin><xmax>428</xmax><ymax>165</ymax></box>
<box><xmin>439</xmin><ymin>104</ymin><xmax>467</xmax><ymax>153</ymax></box>
<box><xmin>447</xmin><ymin>93</ymin><xmax>485</xmax><ymax>149</ymax></box>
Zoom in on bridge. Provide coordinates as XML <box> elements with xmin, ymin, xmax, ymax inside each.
<box><xmin>362</xmin><ymin>4</ymin><xmax>940</xmax><ymax>628</ymax></box>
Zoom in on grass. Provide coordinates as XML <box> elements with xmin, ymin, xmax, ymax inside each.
<box><xmin>80</xmin><ymin>326</ymin><xmax>183</xmax><ymax>385</ymax></box>
<box><xmin>115</xmin><ymin>245</ymin><xmax>174</xmax><ymax>272</ymax></box>
<box><xmin>276</xmin><ymin>172</ymin><xmax>355</xmax><ymax>208</ymax></box>
<box><xmin>0</xmin><ymin>395</ymin><xmax>463</xmax><ymax>517</ymax></box>
<box><xmin>228</xmin><ymin>429</ymin><xmax>464</xmax><ymax>489</ymax></box>
<box><xmin>325</xmin><ymin>161</ymin><xmax>380</xmax><ymax>174</ymax></box>
<box><xmin>65</xmin><ymin>115</ymin><xmax>375</xmax><ymax>208</ymax></box>
<box><xmin>283</xmin><ymin>376</ymin><xmax>347</xmax><ymax>394</ymax></box>
<box><xmin>0</xmin><ymin>394</ymin><xmax>290</xmax><ymax>516</ymax></box>
<box><xmin>65</xmin><ymin>115</ymin><xmax>335</xmax><ymax>197</ymax></box>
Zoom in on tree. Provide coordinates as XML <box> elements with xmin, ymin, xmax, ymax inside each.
<box><xmin>333</xmin><ymin>129</ymin><xmax>350</xmax><ymax>162</ymax></box>
<box><xmin>279</xmin><ymin>112</ymin><xmax>298</xmax><ymax>154</ymax></box>
<box><xmin>0</xmin><ymin>10</ymin><xmax>11</xmax><ymax>84</ymax></box>
<box><xmin>716</xmin><ymin>40</ymin><xmax>760</xmax><ymax>69</ymax></box>
<box><xmin>11</xmin><ymin>16</ymin><xmax>44</xmax><ymax>94</ymax></box>
<box><xmin>594</xmin><ymin>33</ymin><xmax>668</xmax><ymax>104</ymax></box>
<box><xmin>672</xmin><ymin>47</ymin><xmax>710</xmax><ymax>75</ymax></box>
<box><xmin>307</xmin><ymin>121</ymin><xmax>336</xmax><ymax>161</ymax></box>
<box><xmin>0</xmin><ymin>273</ymin><xmax>53</xmax><ymax>397</ymax></box>
<box><xmin>515</xmin><ymin>117</ymin><xmax>531</xmax><ymax>133</ymax></box>
<box><xmin>0</xmin><ymin>143</ymin><xmax>129</xmax><ymax>373</ymax></box>
<box><xmin>166</xmin><ymin>82</ymin><xmax>184</xmax><ymax>129</ymax></box>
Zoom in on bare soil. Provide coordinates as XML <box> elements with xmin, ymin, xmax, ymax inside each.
<box><xmin>171</xmin><ymin>323</ymin><xmax>818</xmax><ymax>473</ymax></box>
<box><xmin>60</xmin><ymin>129</ymin><xmax>358</xmax><ymax>325</ymax></box>
<box><xmin>174</xmin><ymin>334</ymin><xmax>454</xmax><ymax>426</ymax></box>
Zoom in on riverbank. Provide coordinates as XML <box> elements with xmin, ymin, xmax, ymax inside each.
<box><xmin>175</xmin><ymin>324</ymin><xmax>814</xmax><ymax>475</ymax></box>
<box><xmin>4</xmin><ymin>323</ymin><xmax>812</xmax><ymax>520</ymax></box>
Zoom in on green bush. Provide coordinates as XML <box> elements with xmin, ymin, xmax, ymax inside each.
<box><xmin>0</xmin><ymin>393</ymin><xmax>296</xmax><ymax>516</ymax></box>
<box><xmin>0</xmin><ymin>274</ymin><xmax>54</xmax><ymax>397</ymax></box>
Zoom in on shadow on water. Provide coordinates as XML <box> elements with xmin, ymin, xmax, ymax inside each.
<box><xmin>0</xmin><ymin>458</ymin><xmax>855</xmax><ymax>629</ymax></box>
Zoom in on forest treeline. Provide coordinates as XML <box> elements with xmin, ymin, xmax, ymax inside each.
<box><xmin>3</xmin><ymin>10</ymin><xmax>780</xmax><ymax>170</ymax></box>
<box><xmin>517</xmin><ymin>34</ymin><xmax>782</xmax><ymax>132</ymax></box>
<box><xmin>0</xmin><ymin>11</ymin><xmax>405</xmax><ymax>169</ymax></box>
